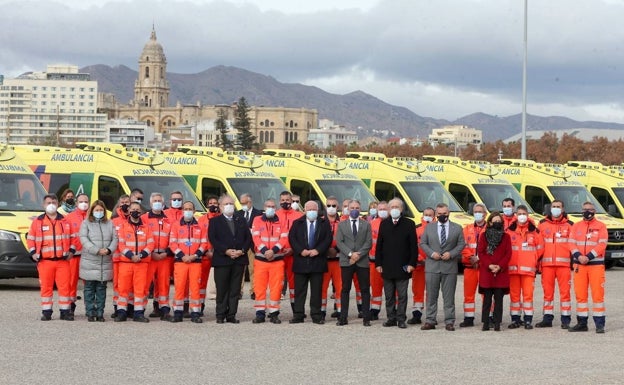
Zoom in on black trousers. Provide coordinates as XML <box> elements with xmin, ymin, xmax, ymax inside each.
<box><xmin>214</xmin><ymin>264</ymin><xmax>245</xmax><ymax>320</ymax></box>
<box><xmin>383</xmin><ymin>278</ymin><xmax>409</xmax><ymax>322</ymax></box>
<box><xmin>293</xmin><ymin>272</ymin><xmax>324</xmax><ymax>321</ymax></box>
<box><xmin>340</xmin><ymin>265</ymin><xmax>371</xmax><ymax>321</ymax></box>
<box><xmin>481</xmin><ymin>288</ymin><xmax>505</xmax><ymax>324</ymax></box>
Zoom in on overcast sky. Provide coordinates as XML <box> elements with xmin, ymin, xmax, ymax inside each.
<box><xmin>2</xmin><ymin>0</ymin><xmax>624</xmax><ymax>123</ymax></box>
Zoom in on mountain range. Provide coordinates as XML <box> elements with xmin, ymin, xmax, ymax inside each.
<box><xmin>83</xmin><ymin>64</ymin><xmax>624</xmax><ymax>141</ymax></box>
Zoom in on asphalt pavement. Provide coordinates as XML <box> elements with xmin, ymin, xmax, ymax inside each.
<box><xmin>1</xmin><ymin>269</ymin><xmax>623</xmax><ymax>385</ymax></box>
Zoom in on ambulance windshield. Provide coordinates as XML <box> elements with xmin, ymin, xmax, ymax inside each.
<box><xmin>227</xmin><ymin>178</ymin><xmax>288</xmax><ymax>210</ymax></box>
<box><xmin>0</xmin><ymin>173</ymin><xmax>48</xmax><ymax>211</ymax></box>
<box><xmin>316</xmin><ymin>180</ymin><xmax>377</xmax><ymax>213</ymax></box>
<box><xmin>548</xmin><ymin>186</ymin><xmax>606</xmax><ymax>214</ymax></box>
<box><xmin>474</xmin><ymin>184</ymin><xmax>534</xmax><ymax>213</ymax></box>
<box><xmin>400</xmin><ymin>182</ymin><xmax>464</xmax><ymax>212</ymax></box>
<box><xmin>124</xmin><ymin>176</ymin><xmax>205</xmax><ymax>212</ymax></box>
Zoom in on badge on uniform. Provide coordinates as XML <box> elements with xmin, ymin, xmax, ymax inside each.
<box><xmin>42</xmin><ymin>226</ymin><xmax>49</xmax><ymax>231</ymax></box>
<box><xmin>137</xmin><ymin>231</ymin><xmax>144</xmax><ymax>235</ymax></box>
<box><xmin>185</xmin><ymin>240</ymin><xmax>192</xmax><ymax>247</ymax></box>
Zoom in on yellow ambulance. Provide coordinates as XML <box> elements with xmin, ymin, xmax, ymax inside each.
<box><xmin>343</xmin><ymin>152</ymin><xmax>473</xmax><ymax>224</ymax></box>
<box><xmin>13</xmin><ymin>143</ymin><xmax>204</xmax><ymax>213</ymax></box>
<box><xmin>163</xmin><ymin>146</ymin><xmax>288</xmax><ymax>209</ymax></box>
<box><xmin>421</xmin><ymin>155</ymin><xmax>537</xmax><ymax>217</ymax></box>
<box><xmin>0</xmin><ymin>145</ymin><xmax>48</xmax><ymax>278</ymax></box>
<box><xmin>498</xmin><ymin>159</ymin><xmax>624</xmax><ymax>268</ymax></box>
<box><xmin>565</xmin><ymin>161</ymin><xmax>624</xmax><ymax>219</ymax></box>
<box><xmin>261</xmin><ymin>149</ymin><xmax>377</xmax><ymax>213</ymax></box>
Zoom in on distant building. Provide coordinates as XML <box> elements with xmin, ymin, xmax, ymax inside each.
<box><xmin>0</xmin><ymin>65</ymin><xmax>107</xmax><ymax>145</ymax></box>
<box><xmin>107</xmin><ymin>119</ymin><xmax>153</xmax><ymax>148</ymax></box>
<box><xmin>385</xmin><ymin>137</ymin><xmax>424</xmax><ymax>146</ymax></box>
<box><xmin>307</xmin><ymin>119</ymin><xmax>358</xmax><ymax>148</ymax></box>
<box><xmin>428</xmin><ymin>125</ymin><xmax>482</xmax><ymax>149</ymax></box>
<box><xmin>504</xmin><ymin>129</ymin><xmax>624</xmax><ymax>143</ymax></box>
<box><xmin>102</xmin><ymin>28</ymin><xmax>318</xmax><ymax>149</ymax></box>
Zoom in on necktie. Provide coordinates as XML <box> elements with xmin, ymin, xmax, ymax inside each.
<box><xmin>245</xmin><ymin>211</ymin><xmax>250</xmax><ymax>223</ymax></box>
<box><xmin>352</xmin><ymin>220</ymin><xmax>358</xmax><ymax>237</ymax></box>
<box><xmin>308</xmin><ymin>221</ymin><xmax>315</xmax><ymax>249</ymax></box>
<box><xmin>440</xmin><ymin>224</ymin><xmax>447</xmax><ymax>246</ymax></box>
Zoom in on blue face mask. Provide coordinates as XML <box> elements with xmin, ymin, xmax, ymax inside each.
<box><xmin>473</xmin><ymin>212</ymin><xmax>484</xmax><ymax>222</ymax></box>
<box><xmin>369</xmin><ymin>208</ymin><xmax>377</xmax><ymax>217</ymax></box>
<box><xmin>93</xmin><ymin>211</ymin><xmax>104</xmax><ymax>220</ymax></box>
<box><xmin>349</xmin><ymin>209</ymin><xmax>360</xmax><ymax>219</ymax></box>
<box><xmin>390</xmin><ymin>209</ymin><xmax>401</xmax><ymax>219</ymax></box>
<box><xmin>550</xmin><ymin>207</ymin><xmax>562</xmax><ymax>218</ymax></box>
<box><xmin>265</xmin><ymin>207</ymin><xmax>276</xmax><ymax>218</ymax></box>
<box><xmin>502</xmin><ymin>207</ymin><xmax>513</xmax><ymax>216</ymax></box>
<box><xmin>183</xmin><ymin>210</ymin><xmax>194</xmax><ymax>221</ymax></box>
<box><xmin>152</xmin><ymin>201</ymin><xmax>163</xmax><ymax>211</ymax></box>
<box><xmin>306</xmin><ymin>210</ymin><xmax>318</xmax><ymax>221</ymax></box>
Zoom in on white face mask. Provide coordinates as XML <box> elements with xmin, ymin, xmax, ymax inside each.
<box><xmin>183</xmin><ymin>210</ymin><xmax>194</xmax><ymax>221</ymax></box>
<box><xmin>423</xmin><ymin>215</ymin><xmax>433</xmax><ymax>223</ymax></box>
<box><xmin>390</xmin><ymin>208</ymin><xmax>401</xmax><ymax>219</ymax></box>
<box><xmin>171</xmin><ymin>199</ymin><xmax>183</xmax><ymax>209</ymax></box>
<box><xmin>78</xmin><ymin>202</ymin><xmax>89</xmax><ymax>211</ymax></box>
<box><xmin>550</xmin><ymin>207</ymin><xmax>562</xmax><ymax>218</ymax></box>
<box><xmin>291</xmin><ymin>202</ymin><xmax>300</xmax><ymax>211</ymax></box>
<box><xmin>45</xmin><ymin>203</ymin><xmax>57</xmax><ymax>214</ymax></box>
<box><xmin>473</xmin><ymin>212</ymin><xmax>485</xmax><ymax>222</ymax></box>
<box><xmin>152</xmin><ymin>201</ymin><xmax>163</xmax><ymax>211</ymax></box>
<box><xmin>517</xmin><ymin>214</ymin><xmax>528</xmax><ymax>224</ymax></box>
<box><xmin>223</xmin><ymin>203</ymin><xmax>235</xmax><ymax>216</ymax></box>
<box><xmin>378</xmin><ymin>210</ymin><xmax>389</xmax><ymax>219</ymax></box>
<box><xmin>326</xmin><ymin>206</ymin><xmax>337</xmax><ymax>216</ymax></box>
<box><xmin>241</xmin><ymin>205</ymin><xmax>250</xmax><ymax>212</ymax></box>
<box><xmin>342</xmin><ymin>207</ymin><xmax>349</xmax><ymax>216</ymax></box>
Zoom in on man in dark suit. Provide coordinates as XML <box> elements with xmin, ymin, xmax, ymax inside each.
<box><xmin>236</xmin><ymin>193</ymin><xmax>263</xmax><ymax>299</ymax></box>
<box><xmin>420</xmin><ymin>202</ymin><xmax>466</xmax><ymax>331</ymax></box>
<box><xmin>208</xmin><ymin>194</ymin><xmax>252</xmax><ymax>324</ymax></box>
<box><xmin>336</xmin><ymin>199</ymin><xmax>373</xmax><ymax>326</ymax></box>
<box><xmin>375</xmin><ymin>198</ymin><xmax>418</xmax><ymax>329</ymax></box>
<box><xmin>288</xmin><ymin>200</ymin><xmax>332</xmax><ymax>324</ymax></box>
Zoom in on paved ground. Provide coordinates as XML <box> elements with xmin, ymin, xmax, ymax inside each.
<box><xmin>1</xmin><ymin>268</ymin><xmax>623</xmax><ymax>385</ymax></box>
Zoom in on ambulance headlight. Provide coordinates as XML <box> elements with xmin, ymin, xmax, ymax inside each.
<box><xmin>0</xmin><ymin>230</ymin><xmax>21</xmax><ymax>242</ymax></box>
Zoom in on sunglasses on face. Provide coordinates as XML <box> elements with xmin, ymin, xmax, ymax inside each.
<box><xmin>172</xmin><ymin>198</ymin><xmax>182</xmax><ymax>202</ymax></box>
<box><xmin>327</xmin><ymin>204</ymin><xmax>337</xmax><ymax>208</ymax></box>
<box><xmin>292</xmin><ymin>200</ymin><xmax>300</xmax><ymax>203</ymax></box>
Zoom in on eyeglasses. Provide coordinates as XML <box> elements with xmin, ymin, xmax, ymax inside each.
<box><xmin>172</xmin><ymin>198</ymin><xmax>182</xmax><ymax>202</ymax></box>
<box><xmin>292</xmin><ymin>200</ymin><xmax>300</xmax><ymax>203</ymax></box>
<box><xmin>327</xmin><ymin>204</ymin><xmax>337</xmax><ymax>208</ymax></box>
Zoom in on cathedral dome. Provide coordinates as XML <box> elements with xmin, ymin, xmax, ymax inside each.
<box><xmin>140</xmin><ymin>28</ymin><xmax>166</xmax><ymax>63</ymax></box>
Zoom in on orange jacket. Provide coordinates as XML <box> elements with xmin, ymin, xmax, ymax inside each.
<box><xmin>503</xmin><ymin>214</ymin><xmax>517</xmax><ymax>231</ymax></box>
<box><xmin>569</xmin><ymin>217</ymin><xmax>608</xmax><ymax>266</ymax></box>
<box><xmin>324</xmin><ymin>215</ymin><xmax>341</xmax><ymax>258</ymax></box>
<box><xmin>506</xmin><ymin>221</ymin><xmax>544</xmax><ymax>276</ymax></box>
<box><xmin>461</xmin><ymin>222</ymin><xmax>487</xmax><ymax>268</ymax></box>
<box><xmin>169</xmin><ymin>217</ymin><xmax>208</xmax><ymax>262</ymax></box>
<box><xmin>27</xmin><ymin>213</ymin><xmax>71</xmax><ymax>260</ymax></box>
<box><xmin>369</xmin><ymin>217</ymin><xmax>382</xmax><ymax>260</ymax></box>
<box><xmin>251</xmin><ymin>215</ymin><xmax>288</xmax><ymax>262</ymax></box>
<box><xmin>415</xmin><ymin>220</ymin><xmax>431</xmax><ymax>265</ymax></box>
<box><xmin>117</xmin><ymin>218</ymin><xmax>154</xmax><ymax>263</ymax></box>
<box><xmin>66</xmin><ymin>209</ymin><xmax>88</xmax><ymax>255</ymax></box>
<box><xmin>538</xmin><ymin>214</ymin><xmax>574</xmax><ymax>267</ymax></box>
<box><xmin>112</xmin><ymin>215</ymin><xmax>128</xmax><ymax>262</ymax></box>
<box><xmin>140</xmin><ymin>211</ymin><xmax>172</xmax><ymax>254</ymax></box>
<box><xmin>164</xmin><ymin>207</ymin><xmax>183</xmax><ymax>222</ymax></box>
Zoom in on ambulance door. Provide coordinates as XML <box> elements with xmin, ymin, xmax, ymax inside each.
<box><xmin>590</xmin><ymin>187</ymin><xmax>621</xmax><ymax>218</ymax></box>
<box><xmin>98</xmin><ymin>175</ymin><xmax>123</xmax><ymax>212</ymax></box>
<box><xmin>373</xmin><ymin>181</ymin><xmax>414</xmax><ymax>218</ymax></box>
<box><xmin>290</xmin><ymin>179</ymin><xmax>320</xmax><ymax>204</ymax></box>
<box><xmin>201</xmin><ymin>177</ymin><xmax>227</xmax><ymax>204</ymax></box>
<box><xmin>524</xmin><ymin>185</ymin><xmax>550</xmax><ymax>215</ymax></box>
<box><xmin>447</xmin><ymin>183</ymin><xmax>476</xmax><ymax>212</ymax></box>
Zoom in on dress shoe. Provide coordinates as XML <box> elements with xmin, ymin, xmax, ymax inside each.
<box><xmin>336</xmin><ymin>319</ymin><xmax>348</xmax><ymax>326</ymax></box>
<box><xmin>482</xmin><ymin>323</ymin><xmax>489</xmax><ymax>331</ymax></box>
<box><xmin>191</xmin><ymin>316</ymin><xmax>203</xmax><ymax>324</ymax></box>
<box><xmin>524</xmin><ymin>323</ymin><xmax>533</xmax><ymax>330</ymax></box>
<box><xmin>445</xmin><ymin>324</ymin><xmax>455</xmax><ymax>331</ymax></box>
<box><xmin>459</xmin><ymin>319</ymin><xmax>474</xmax><ymax>328</ymax></box>
<box><xmin>133</xmin><ymin>316</ymin><xmax>150</xmax><ymax>323</ymax></box>
<box><xmin>561</xmin><ymin>323</ymin><xmax>570</xmax><ymax>330</ymax></box>
<box><xmin>216</xmin><ymin>318</ymin><xmax>225</xmax><ymax>324</ymax></box>
<box><xmin>407</xmin><ymin>317</ymin><xmax>422</xmax><ymax>325</ymax></box>
<box><xmin>596</xmin><ymin>326</ymin><xmax>605</xmax><ymax>334</ymax></box>
<box><xmin>312</xmin><ymin>319</ymin><xmax>325</xmax><ymax>325</ymax></box>
<box><xmin>40</xmin><ymin>313</ymin><xmax>52</xmax><ymax>321</ymax></box>
<box><xmin>508</xmin><ymin>322</ymin><xmax>521</xmax><ymax>329</ymax></box>
<box><xmin>494</xmin><ymin>323</ymin><xmax>501</xmax><ymax>331</ymax></box>
<box><xmin>568</xmin><ymin>324</ymin><xmax>588</xmax><ymax>332</ymax></box>
<box><xmin>252</xmin><ymin>316</ymin><xmax>266</xmax><ymax>324</ymax></box>
<box><xmin>87</xmin><ymin>316</ymin><xmax>97</xmax><ymax>322</ymax></box>
<box><xmin>383</xmin><ymin>320</ymin><xmax>397</xmax><ymax>327</ymax></box>
<box><xmin>289</xmin><ymin>318</ymin><xmax>304</xmax><ymax>324</ymax></box>
<box><xmin>397</xmin><ymin>321</ymin><xmax>407</xmax><ymax>329</ymax></box>
<box><xmin>226</xmin><ymin>318</ymin><xmax>240</xmax><ymax>324</ymax></box>
<box><xmin>535</xmin><ymin>320</ymin><xmax>552</xmax><ymax>328</ymax></box>
<box><xmin>96</xmin><ymin>316</ymin><xmax>105</xmax><ymax>322</ymax></box>
<box><xmin>363</xmin><ymin>320</ymin><xmax>371</xmax><ymax>327</ymax></box>
<box><xmin>421</xmin><ymin>323</ymin><xmax>436</xmax><ymax>330</ymax></box>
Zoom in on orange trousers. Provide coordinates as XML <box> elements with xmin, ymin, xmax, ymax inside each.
<box><xmin>284</xmin><ymin>255</ymin><xmax>295</xmax><ymax>304</ymax></box>
<box><xmin>369</xmin><ymin>261</ymin><xmax>384</xmax><ymax>311</ymax></box>
<box><xmin>321</xmin><ymin>260</ymin><xmax>342</xmax><ymax>313</ymax></box>
<box><xmin>199</xmin><ymin>258</ymin><xmax>212</xmax><ymax>305</ymax></box>
<box><xmin>113</xmin><ymin>260</ymin><xmax>119</xmax><ymax>306</ymax></box>
<box><xmin>411</xmin><ymin>266</ymin><xmax>425</xmax><ymax>312</ymax></box>
<box><xmin>253</xmin><ymin>259</ymin><xmax>285</xmax><ymax>314</ymax></box>
<box><xmin>118</xmin><ymin>262</ymin><xmax>149</xmax><ymax>312</ymax></box>
<box><xmin>147</xmin><ymin>257</ymin><xmax>173</xmax><ymax>309</ymax></box>
<box><xmin>573</xmin><ymin>264</ymin><xmax>605</xmax><ymax>319</ymax></box>
<box><xmin>37</xmin><ymin>259</ymin><xmax>71</xmax><ymax>312</ymax></box>
<box><xmin>174</xmin><ymin>262</ymin><xmax>202</xmax><ymax>314</ymax></box>
<box><xmin>541</xmin><ymin>265</ymin><xmax>571</xmax><ymax>317</ymax></box>
<box><xmin>462</xmin><ymin>268</ymin><xmax>479</xmax><ymax>318</ymax></box>
<box><xmin>68</xmin><ymin>256</ymin><xmax>81</xmax><ymax>303</ymax></box>
<box><xmin>509</xmin><ymin>274</ymin><xmax>535</xmax><ymax>319</ymax></box>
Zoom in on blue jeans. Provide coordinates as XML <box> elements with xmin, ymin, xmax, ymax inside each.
<box><xmin>84</xmin><ymin>281</ymin><xmax>107</xmax><ymax>317</ymax></box>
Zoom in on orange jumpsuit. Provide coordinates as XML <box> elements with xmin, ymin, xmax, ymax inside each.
<box><xmin>276</xmin><ymin>207</ymin><xmax>303</xmax><ymax>307</ymax></box>
<box><xmin>170</xmin><ymin>217</ymin><xmax>208</xmax><ymax>317</ymax></box>
<box><xmin>569</xmin><ymin>217</ymin><xmax>608</xmax><ymax>327</ymax></box>
<box><xmin>27</xmin><ymin>213</ymin><xmax>72</xmax><ymax>316</ymax></box>
<box><xmin>141</xmin><ymin>211</ymin><xmax>172</xmax><ymax>314</ymax></box>
<box><xmin>506</xmin><ymin>221</ymin><xmax>544</xmax><ymax>324</ymax></box>
<box><xmin>538</xmin><ymin>214</ymin><xmax>573</xmax><ymax>324</ymax></box>
<box><xmin>368</xmin><ymin>216</ymin><xmax>384</xmax><ymax>316</ymax></box>
<box><xmin>321</xmin><ymin>216</ymin><xmax>342</xmax><ymax>316</ymax></box>
<box><xmin>252</xmin><ymin>214</ymin><xmax>288</xmax><ymax>316</ymax></box>
<box><xmin>116</xmin><ymin>218</ymin><xmax>154</xmax><ymax>316</ymax></box>
<box><xmin>411</xmin><ymin>220</ymin><xmax>429</xmax><ymax>318</ymax></box>
<box><xmin>112</xmin><ymin>214</ymin><xmax>128</xmax><ymax>309</ymax></box>
<box><xmin>460</xmin><ymin>222</ymin><xmax>486</xmax><ymax>321</ymax></box>
<box><xmin>66</xmin><ymin>208</ymin><xmax>87</xmax><ymax>310</ymax></box>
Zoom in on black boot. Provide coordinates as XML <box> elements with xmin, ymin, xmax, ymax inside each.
<box><xmin>357</xmin><ymin>303</ymin><xmax>363</xmax><ymax>318</ymax></box>
<box><xmin>371</xmin><ymin>309</ymin><xmax>379</xmax><ymax>321</ymax></box>
<box><xmin>200</xmin><ymin>303</ymin><xmax>206</xmax><ymax>317</ymax></box>
<box><xmin>148</xmin><ymin>301</ymin><xmax>161</xmax><ymax>318</ymax></box>
<box><xmin>40</xmin><ymin>310</ymin><xmax>52</xmax><ymax>321</ymax></box>
<box><xmin>183</xmin><ymin>302</ymin><xmax>191</xmax><ymax>318</ymax></box>
<box><xmin>114</xmin><ymin>309</ymin><xmax>127</xmax><ymax>322</ymax></box>
<box><xmin>407</xmin><ymin>310</ymin><xmax>422</xmax><ymax>324</ymax></box>
<box><xmin>459</xmin><ymin>317</ymin><xmax>474</xmax><ymax>327</ymax></box>
<box><xmin>70</xmin><ymin>301</ymin><xmax>76</xmax><ymax>316</ymax></box>
<box><xmin>170</xmin><ymin>310</ymin><xmax>183</xmax><ymax>323</ymax></box>
<box><xmin>268</xmin><ymin>311</ymin><xmax>281</xmax><ymax>324</ymax></box>
<box><xmin>111</xmin><ymin>305</ymin><xmax>118</xmax><ymax>318</ymax></box>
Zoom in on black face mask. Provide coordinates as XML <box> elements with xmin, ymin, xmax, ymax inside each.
<box><xmin>121</xmin><ymin>204</ymin><xmax>129</xmax><ymax>213</ymax></box>
<box><xmin>437</xmin><ymin>214</ymin><xmax>448</xmax><ymax>223</ymax></box>
<box><xmin>208</xmin><ymin>205</ymin><xmax>219</xmax><ymax>213</ymax></box>
<box><xmin>130</xmin><ymin>211</ymin><xmax>141</xmax><ymax>219</ymax></box>
<box><xmin>491</xmin><ymin>222</ymin><xmax>503</xmax><ymax>230</ymax></box>
<box><xmin>65</xmin><ymin>198</ymin><xmax>75</xmax><ymax>206</ymax></box>
<box><xmin>583</xmin><ymin>210</ymin><xmax>595</xmax><ymax>220</ymax></box>
<box><xmin>280</xmin><ymin>202</ymin><xmax>291</xmax><ymax>210</ymax></box>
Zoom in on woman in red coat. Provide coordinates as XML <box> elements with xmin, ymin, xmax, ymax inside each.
<box><xmin>477</xmin><ymin>211</ymin><xmax>512</xmax><ymax>331</ymax></box>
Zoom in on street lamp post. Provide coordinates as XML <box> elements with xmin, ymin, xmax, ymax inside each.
<box><xmin>521</xmin><ymin>0</ymin><xmax>528</xmax><ymax>160</ymax></box>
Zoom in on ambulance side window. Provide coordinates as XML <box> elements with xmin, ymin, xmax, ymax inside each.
<box><xmin>201</xmin><ymin>178</ymin><xmax>226</xmax><ymax>202</ymax></box>
<box><xmin>448</xmin><ymin>183</ymin><xmax>475</xmax><ymax>212</ymax></box>
<box><xmin>98</xmin><ymin>176</ymin><xmax>122</xmax><ymax>212</ymax></box>
<box><xmin>290</xmin><ymin>179</ymin><xmax>318</xmax><ymax>203</ymax></box>
<box><xmin>374</xmin><ymin>181</ymin><xmax>413</xmax><ymax>218</ymax></box>
<box><xmin>47</xmin><ymin>173</ymin><xmax>71</xmax><ymax>199</ymax></box>
<box><xmin>525</xmin><ymin>185</ymin><xmax>549</xmax><ymax>215</ymax></box>
<box><xmin>591</xmin><ymin>187</ymin><xmax>619</xmax><ymax>217</ymax></box>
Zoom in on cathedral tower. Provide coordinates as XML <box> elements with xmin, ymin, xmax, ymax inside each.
<box><xmin>134</xmin><ymin>27</ymin><xmax>169</xmax><ymax>108</ymax></box>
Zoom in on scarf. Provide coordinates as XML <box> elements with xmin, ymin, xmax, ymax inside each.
<box><xmin>485</xmin><ymin>227</ymin><xmax>504</xmax><ymax>255</ymax></box>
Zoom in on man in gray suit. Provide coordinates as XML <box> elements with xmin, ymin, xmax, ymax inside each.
<box><xmin>420</xmin><ymin>203</ymin><xmax>466</xmax><ymax>331</ymax></box>
<box><xmin>335</xmin><ymin>199</ymin><xmax>373</xmax><ymax>326</ymax></box>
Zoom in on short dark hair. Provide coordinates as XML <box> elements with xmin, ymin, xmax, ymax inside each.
<box><xmin>502</xmin><ymin>198</ymin><xmax>515</xmax><ymax>206</ymax></box>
